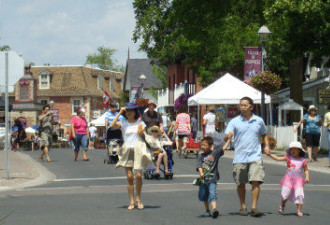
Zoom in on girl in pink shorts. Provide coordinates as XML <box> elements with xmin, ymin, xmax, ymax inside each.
<box><xmin>267</xmin><ymin>141</ymin><xmax>310</xmax><ymax>217</ymax></box>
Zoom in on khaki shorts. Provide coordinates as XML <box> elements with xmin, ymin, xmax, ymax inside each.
<box><xmin>40</xmin><ymin>132</ymin><xmax>52</xmax><ymax>147</ymax></box>
<box><xmin>233</xmin><ymin>160</ymin><xmax>265</xmax><ymax>185</ymax></box>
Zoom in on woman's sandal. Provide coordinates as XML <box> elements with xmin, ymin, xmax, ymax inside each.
<box><xmin>297</xmin><ymin>210</ymin><xmax>303</xmax><ymax>217</ymax></box>
<box><xmin>278</xmin><ymin>205</ymin><xmax>284</xmax><ymax>214</ymax></box>
<box><xmin>46</xmin><ymin>158</ymin><xmax>51</xmax><ymax>162</ymax></box>
<box><xmin>38</xmin><ymin>157</ymin><xmax>43</xmax><ymax>162</ymax></box>
<box><xmin>128</xmin><ymin>204</ymin><xmax>135</xmax><ymax>210</ymax></box>
<box><xmin>135</xmin><ymin>200</ymin><xmax>144</xmax><ymax>210</ymax></box>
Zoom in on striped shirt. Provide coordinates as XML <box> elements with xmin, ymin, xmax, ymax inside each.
<box><xmin>176</xmin><ymin>113</ymin><xmax>190</xmax><ymax>135</ymax></box>
<box><xmin>105</xmin><ymin>111</ymin><xmax>124</xmax><ymax>127</ymax></box>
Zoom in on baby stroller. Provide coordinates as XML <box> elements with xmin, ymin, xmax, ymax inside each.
<box><xmin>104</xmin><ymin>129</ymin><xmax>122</xmax><ymax>164</ymax></box>
<box><xmin>144</xmin><ymin>144</ymin><xmax>174</xmax><ymax>180</ymax></box>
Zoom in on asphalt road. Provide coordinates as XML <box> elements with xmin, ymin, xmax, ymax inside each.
<box><xmin>0</xmin><ymin>148</ymin><xmax>329</xmax><ymax>225</ymax></box>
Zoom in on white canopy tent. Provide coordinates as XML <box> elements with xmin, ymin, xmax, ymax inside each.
<box><xmin>25</xmin><ymin>127</ymin><xmax>36</xmax><ymax>134</ymax></box>
<box><xmin>188</xmin><ymin>73</ymin><xmax>273</xmax><ymax>129</ymax></box>
<box><xmin>188</xmin><ymin>73</ymin><xmax>271</xmax><ymax>105</ymax></box>
<box><xmin>90</xmin><ymin>113</ymin><xmax>107</xmax><ymax>127</ymax></box>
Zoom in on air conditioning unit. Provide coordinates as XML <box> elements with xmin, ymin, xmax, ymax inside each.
<box><xmin>92</xmin><ymin>110</ymin><xmax>101</xmax><ymax>119</ymax></box>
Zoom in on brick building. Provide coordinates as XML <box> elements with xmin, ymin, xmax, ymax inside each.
<box><xmin>10</xmin><ymin>65</ymin><xmax>124</xmax><ymax>134</ymax></box>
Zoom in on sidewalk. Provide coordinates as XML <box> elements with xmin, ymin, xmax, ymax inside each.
<box><xmin>0</xmin><ymin>150</ymin><xmax>55</xmax><ymax>191</ymax></box>
<box><xmin>223</xmin><ymin>149</ymin><xmax>330</xmax><ymax>174</ymax></box>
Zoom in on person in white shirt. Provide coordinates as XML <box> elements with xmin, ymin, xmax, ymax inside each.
<box><xmin>203</xmin><ymin>105</ymin><xmax>217</xmax><ymax>138</ymax></box>
<box><xmin>88</xmin><ymin>123</ymin><xmax>97</xmax><ymax>149</ymax></box>
<box><xmin>161</xmin><ymin>111</ymin><xmax>171</xmax><ymax>134</ymax></box>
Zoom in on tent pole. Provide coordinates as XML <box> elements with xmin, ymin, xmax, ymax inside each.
<box><xmin>197</xmin><ymin>105</ymin><xmax>200</xmax><ymax>135</ymax></box>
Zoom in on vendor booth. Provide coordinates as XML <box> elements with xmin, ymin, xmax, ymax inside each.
<box><xmin>188</xmin><ymin>73</ymin><xmax>272</xmax><ymax>138</ymax></box>
<box><xmin>188</xmin><ymin>73</ymin><xmax>271</xmax><ymax>105</ymax></box>
<box><xmin>90</xmin><ymin>112</ymin><xmax>107</xmax><ymax>127</ymax></box>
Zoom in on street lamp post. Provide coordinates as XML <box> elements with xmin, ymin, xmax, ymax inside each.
<box><xmin>139</xmin><ymin>74</ymin><xmax>146</xmax><ymax>98</ymax></box>
<box><xmin>258</xmin><ymin>25</ymin><xmax>271</xmax><ymax>122</ymax></box>
<box><xmin>49</xmin><ymin>100</ymin><xmax>54</xmax><ymax>110</ymax></box>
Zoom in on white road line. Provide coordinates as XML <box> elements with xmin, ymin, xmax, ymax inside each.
<box><xmin>52</xmin><ymin>176</ymin><xmax>330</xmax><ymax>188</ymax></box>
<box><xmin>53</xmin><ymin>174</ymin><xmax>197</xmax><ymax>182</ymax></box>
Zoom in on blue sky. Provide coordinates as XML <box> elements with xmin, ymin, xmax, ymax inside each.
<box><xmin>0</xmin><ymin>0</ymin><xmax>146</xmax><ymax>67</ymax></box>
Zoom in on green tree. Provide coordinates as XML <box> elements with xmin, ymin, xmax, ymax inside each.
<box><xmin>265</xmin><ymin>0</ymin><xmax>330</xmax><ymax>106</ymax></box>
<box><xmin>0</xmin><ymin>45</ymin><xmax>10</xmax><ymax>51</ymax></box>
<box><xmin>85</xmin><ymin>46</ymin><xmax>125</xmax><ymax>72</ymax></box>
<box><xmin>133</xmin><ymin>0</ymin><xmax>266</xmax><ymax>86</ymax></box>
<box><xmin>148</xmin><ymin>63</ymin><xmax>168</xmax><ymax>99</ymax></box>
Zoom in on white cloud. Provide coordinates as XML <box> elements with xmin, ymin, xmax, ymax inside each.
<box><xmin>0</xmin><ymin>0</ymin><xmax>146</xmax><ymax>66</ymax></box>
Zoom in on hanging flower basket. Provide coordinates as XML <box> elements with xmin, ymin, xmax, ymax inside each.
<box><xmin>134</xmin><ymin>98</ymin><xmax>149</xmax><ymax>109</ymax></box>
<box><xmin>248</xmin><ymin>71</ymin><xmax>282</xmax><ymax>94</ymax></box>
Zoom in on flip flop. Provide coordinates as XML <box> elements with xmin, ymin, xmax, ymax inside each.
<box><xmin>136</xmin><ymin>200</ymin><xmax>144</xmax><ymax>210</ymax></box>
<box><xmin>128</xmin><ymin>204</ymin><xmax>135</xmax><ymax>210</ymax></box>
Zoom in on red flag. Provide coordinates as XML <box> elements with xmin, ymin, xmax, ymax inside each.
<box><xmin>103</xmin><ymin>91</ymin><xmax>110</xmax><ymax>109</ymax></box>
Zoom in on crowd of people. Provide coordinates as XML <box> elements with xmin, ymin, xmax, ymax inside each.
<box><xmin>9</xmin><ymin>96</ymin><xmax>330</xmax><ymax>218</ymax></box>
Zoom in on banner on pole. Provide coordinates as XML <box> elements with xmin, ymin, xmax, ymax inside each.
<box><xmin>130</xmin><ymin>87</ymin><xmax>140</xmax><ymax>103</ymax></box>
<box><xmin>244</xmin><ymin>46</ymin><xmax>261</xmax><ymax>82</ymax></box>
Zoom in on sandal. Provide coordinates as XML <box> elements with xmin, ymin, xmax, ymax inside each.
<box><xmin>128</xmin><ymin>204</ymin><xmax>135</xmax><ymax>210</ymax></box>
<box><xmin>278</xmin><ymin>205</ymin><xmax>284</xmax><ymax>214</ymax></box>
<box><xmin>136</xmin><ymin>199</ymin><xmax>144</xmax><ymax>210</ymax></box>
<box><xmin>297</xmin><ymin>210</ymin><xmax>303</xmax><ymax>217</ymax></box>
<box><xmin>46</xmin><ymin>158</ymin><xmax>51</xmax><ymax>162</ymax></box>
<box><xmin>38</xmin><ymin>157</ymin><xmax>43</xmax><ymax>162</ymax></box>
<box><xmin>83</xmin><ymin>158</ymin><xmax>90</xmax><ymax>161</ymax></box>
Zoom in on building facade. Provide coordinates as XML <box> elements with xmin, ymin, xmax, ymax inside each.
<box><xmin>10</xmin><ymin>65</ymin><xmax>124</xmax><ymax>133</ymax></box>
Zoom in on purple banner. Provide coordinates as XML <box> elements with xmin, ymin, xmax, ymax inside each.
<box><xmin>244</xmin><ymin>46</ymin><xmax>261</xmax><ymax>82</ymax></box>
<box><xmin>52</xmin><ymin>109</ymin><xmax>59</xmax><ymax>122</ymax></box>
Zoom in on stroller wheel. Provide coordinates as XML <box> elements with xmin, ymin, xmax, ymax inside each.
<box><xmin>153</xmin><ymin>173</ymin><xmax>160</xmax><ymax>180</ymax></box>
<box><xmin>144</xmin><ymin>172</ymin><xmax>149</xmax><ymax>180</ymax></box>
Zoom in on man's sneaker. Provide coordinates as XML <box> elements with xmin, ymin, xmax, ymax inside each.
<box><xmin>212</xmin><ymin>209</ymin><xmax>219</xmax><ymax>218</ymax></box>
<box><xmin>239</xmin><ymin>207</ymin><xmax>248</xmax><ymax>216</ymax></box>
<box><xmin>204</xmin><ymin>210</ymin><xmax>211</xmax><ymax>217</ymax></box>
<box><xmin>250</xmin><ymin>208</ymin><xmax>263</xmax><ymax>217</ymax></box>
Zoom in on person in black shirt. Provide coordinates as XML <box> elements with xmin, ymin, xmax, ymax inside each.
<box><xmin>196</xmin><ymin>136</ymin><xmax>230</xmax><ymax>218</ymax></box>
<box><xmin>142</xmin><ymin>100</ymin><xmax>164</xmax><ymax>134</ymax></box>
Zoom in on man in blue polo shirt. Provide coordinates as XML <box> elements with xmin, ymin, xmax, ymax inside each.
<box><xmin>225</xmin><ymin>96</ymin><xmax>270</xmax><ymax>217</ymax></box>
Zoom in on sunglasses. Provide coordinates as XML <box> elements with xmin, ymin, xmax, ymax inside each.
<box><xmin>151</xmin><ymin>130</ymin><xmax>159</xmax><ymax>133</ymax></box>
<box><xmin>126</xmin><ymin>109</ymin><xmax>135</xmax><ymax>112</ymax></box>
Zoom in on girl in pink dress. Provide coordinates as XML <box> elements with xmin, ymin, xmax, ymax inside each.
<box><xmin>267</xmin><ymin>141</ymin><xmax>310</xmax><ymax>217</ymax></box>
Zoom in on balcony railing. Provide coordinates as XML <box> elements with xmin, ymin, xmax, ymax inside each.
<box><xmin>158</xmin><ymin>81</ymin><xmax>196</xmax><ymax>108</ymax></box>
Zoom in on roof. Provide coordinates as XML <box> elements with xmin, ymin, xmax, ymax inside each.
<box><xmin>11</xmin><ymin>65</ymin><xmax>124</xmax><ymax>97</ymax></box>
<box><xmin>274</xmin><ymin>75</ymin><xmax>329</xmax><ymax>98</ymax></box>
<box><xmin>124</xmin><ymin>59</ymin><xmax>162</xmax><ymax>91</ymax></box>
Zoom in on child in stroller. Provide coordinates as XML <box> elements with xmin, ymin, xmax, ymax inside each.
<box><xmin>144</xmin><ymin>125</ymin><xmax>174</xmax><ymax>180</ymax></box>
<box><xmin>104</xmin><ymin>128</ymin><xmax>122</xmax><ymax>164</ymax></box>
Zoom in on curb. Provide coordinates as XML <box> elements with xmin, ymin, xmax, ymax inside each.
<box><xmin>1</xmin><ymin>152</ymin><xmax>56</xmax><ymax>191</ymax></box>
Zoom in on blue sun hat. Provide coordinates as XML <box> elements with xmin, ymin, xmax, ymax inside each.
<box><xmin>125</xmin><ymin>103</ymin><xmax>139</xmax><ymax>109</ymax></box>
<box><xmin>285</xmin><ymin>141</ymin><xmax>306</xmax><ymax>156</ymax></box>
